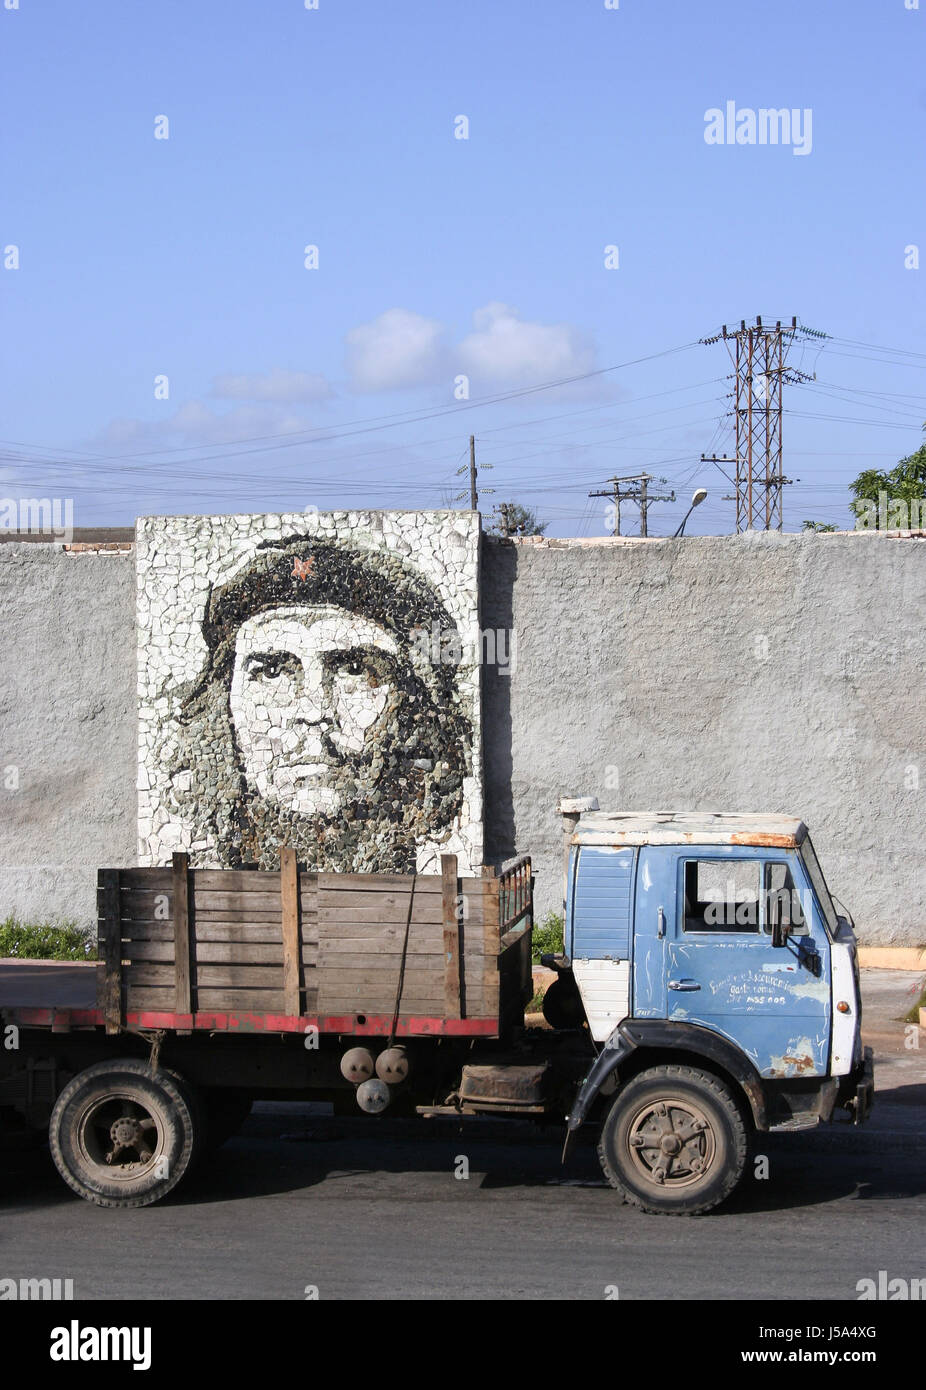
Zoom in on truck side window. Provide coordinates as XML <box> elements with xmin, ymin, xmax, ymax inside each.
<box><xmin>683</xmin><ymin>860</ymin><xmax>760</xmax><ymax>933</ymax></box>
<box><xmin>764</xmin><ymin>862</ymin><xmax>809</xmax><ymax>936</ymax></box>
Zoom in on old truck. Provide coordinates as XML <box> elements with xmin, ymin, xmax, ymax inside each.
<box><xmin>0</xmin><ymin>806</ymin><xmax>873</xmax><ymax>1215</ymax></box>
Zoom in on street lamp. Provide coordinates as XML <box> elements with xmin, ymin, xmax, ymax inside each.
<box><xmin>674</xmin><ymin>488</ymin><xmax>708</xmax><ymax>538</ymax></box>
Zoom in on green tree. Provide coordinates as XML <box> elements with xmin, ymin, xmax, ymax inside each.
<box><xmin>801</xmin><ymin>520</ymin><xmax>838</xmax><ymax>532</ymax></box>
<box><xmin>488</xmin><ymin>502</ymin><xmax>547</xmax><ymax>537</ymax></box>
<box><xmin>849</xmin><ymin>435</ymin><xmax>926</xmax><ymax>529</ymax></box>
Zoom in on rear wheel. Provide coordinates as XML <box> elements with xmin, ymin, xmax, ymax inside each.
<box><xmin>49</xmin><ymin>1059</ymin><xmax>201</xmax><ymax>1208</ymax></box>
<box><xmin>597</xmin><ymin>1064</ymin><xmax>749</xmax><ymax>1214</ymax></box>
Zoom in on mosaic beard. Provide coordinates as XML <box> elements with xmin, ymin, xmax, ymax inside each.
<box><xmin>235</xmin><ymin>749</ymin><xmax>436</xmax><ymax>873</ymax></box>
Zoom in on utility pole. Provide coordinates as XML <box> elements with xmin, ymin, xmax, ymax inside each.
<box><xmin>455</xmin><ymin>435</ymin><xmax>492</xmax><ymax>511</ymax></box>
<box><xmin>700</xmin><ymin>316</ymin><xmax>818</xmax><ymax>532</ymax></box>
<box><xmin>589</xmin><ymin>473</ymin><xmax>676</xmax><ymax>538</ymax></box>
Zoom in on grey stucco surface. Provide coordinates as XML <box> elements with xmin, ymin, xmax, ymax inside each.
<box><xmin>2</xmin><ymin>531</ymin><xmax>924</xmax><ymax>946</ymax></box>
<box><xmin>482</xmin><ymin>531</ymin><xmax>926</xmax><ymax>945</ymax></box>
<box><xmin>0</xmin><ymin>546</ymin><xmax>137</xmax><ymax>925</ymax></box>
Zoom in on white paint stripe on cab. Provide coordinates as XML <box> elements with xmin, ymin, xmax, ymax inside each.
<box><xmin>572</xmin><ymin>959</ymin><xmax>631</xmax><ymax>1042</ymax></box>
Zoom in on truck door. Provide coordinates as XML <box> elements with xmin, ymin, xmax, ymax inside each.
<box><xmin>664</xmin><ymin>848</ymin><xmax>831</xmax><ymax>1078</ymax></box>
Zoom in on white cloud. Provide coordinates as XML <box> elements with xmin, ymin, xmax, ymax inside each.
<box><xmin>98</xmin><ymin>401</ymin><xmax>312</xmax><ymax>452</ymax></box>
<box><xmin>345</xmin><ymin>308</ymin><xmax>448</xmax><ymax>392</ymax></box>
<box><xmin>210</xmin><ymin>368</ymin><xmax>333</xmax><ymax>404</ymax></box>
<box><xmin>458</xmin><ymin>302</ymin><xmax>597</xmax><ymax>387</ymax></box>
<box><xmin>343</xmin><ymin>302</ymin><xmax>600</xmax><ymax>395</ymax></box>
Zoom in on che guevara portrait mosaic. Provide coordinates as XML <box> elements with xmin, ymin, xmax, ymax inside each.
<box><xmin>136</xmin><ymin>512</ymin><xmax>483</xmax><ymax>876</ymax></box>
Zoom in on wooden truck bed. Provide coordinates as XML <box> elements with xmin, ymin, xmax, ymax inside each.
<box><xmin>44</xmin><ymin>851</ymin><xmax>532</xmax><ymax>1040</ymax></box>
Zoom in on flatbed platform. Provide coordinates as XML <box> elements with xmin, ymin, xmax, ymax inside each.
<box><xmin>0</xmin><ymin>962</ymin><xmax>98</xmax><ymax>1010</ymax></box>
<box><xmin>1</xmin><ymin>853</ymin><xmax>534</xmax><ymax>1041</ymax></box>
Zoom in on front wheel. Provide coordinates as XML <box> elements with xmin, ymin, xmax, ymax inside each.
<box><xmin>49</xmin><ymin>1059</ymin><xmax>201</xmax><ymax>1208</ymax></box>
<box><xmin>597</xmin><ymin>1064</ymin><xmax>749</xmax><ymax>1215</ymax></box>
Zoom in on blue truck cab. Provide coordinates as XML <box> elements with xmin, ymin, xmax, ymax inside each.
<box><xmin>553</xmin><ymin>803</ymin><xmax>874</xmax><ymax>1214</ymax></box>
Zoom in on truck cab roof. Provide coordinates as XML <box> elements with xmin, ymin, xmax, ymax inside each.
<box><xmin>571</xmin><ymin>811</ymin><xmax>807</xmax><ymax>850</ymax></box>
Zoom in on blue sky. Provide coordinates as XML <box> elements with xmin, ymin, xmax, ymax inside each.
<box><xmin>1</xmin><ymin>0</ymin><xmax>924</xmax><ymax>535</ymax></box>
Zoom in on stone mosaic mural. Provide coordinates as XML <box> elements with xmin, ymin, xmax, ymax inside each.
<box><xmin>137</xmin><ymin>511</ymin><xmax>483</xmax><ymax>875</ymax></box>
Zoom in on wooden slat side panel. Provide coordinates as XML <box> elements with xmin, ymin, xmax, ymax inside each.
<box><xmin>188</xmin><ymin>891</ymin><xmax>283</xmax><ymax>914</ymax></box>
<box><xmin>116</xmin><ymin>869</ymin><xmax>173</xmax><ymax>892</ymax></box>
<box><xmin>441</xmin><ymin>854</ymin><xmax>462</xmax><ymax>1020</ymax></box>
<box><xmin>128</xmin><ymin>964</ymin><xmax>284</xmax><ymax>989</ymax></box>
<box><xmin>482</xmin><ymin>878</ymin><xmax>501</xmax><ymax>1020</ymax></box>
<box><xmin>171</xmin><ymin>852</ymin><xmax>191</xmax><ymax>1014</ymax></box>
<box><xmin>190</xmin><ymin>870</ymin><xmax>281</xmax><ymax>891</ymax></box>
<box><xmin>316</xmin><ymin>971</ymin><xmax>485</xmax><ymax>1016</ymax></box>
<box><xmin>315</xmin><ymin>901</ymin><xmax>484</xmax><ymax>928</ymax></box>
<box><xmin>119</xmin><ymin>920</ymin><xmax>318</xmax><ymax>946</ymax></box>
<box><xmin>118</xmin><ymin>889</ymin><xmax>173</xmax><ymax>921</ymax></box>
<box><xmin>316</xmin><ymin>872</ymin><xmax>444</xmax><ymax>894</ymax></box>
<box><xmin>280</xmin><ymin>847</ymin><xmax>301</xmax><ymax>1017</ymax></box>
<box><xmin>124</xmin><ymin>940</ymin><xmax>319</xmax><ymax>968</ymax></box>
<box><xmin>316</xmin><ymin>962</ymin><xmax>486</xmax><ymax>989</ymax></box>
<box><xmin>98</xmin><ymin>869</ymin><xmax>123</xmax><ymax>1034</ymax></box>
<box><xmin>122</xmin><ymin>986</ymin><xmax>177</xmax><ymax>1012</ymax></box>
<box><xmin>117</xmin><ymin>865</ymin><xmax>497</xmax><ymax>1026</ymax></box>
<box><xmin>318</xmin><ymin>932</ymin><xmax>464</xmax><ymax>955</ymax></box>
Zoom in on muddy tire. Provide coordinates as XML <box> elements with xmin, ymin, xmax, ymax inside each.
<box><xmin>49</xmin><ymin>1059</ymin><xmax>201</xmax><ymax>1208</ymax></box>
<box><xmin>597</xmin><ymin>1064</ymin><xmax>749</xmax><ymax>1215</ymax></box>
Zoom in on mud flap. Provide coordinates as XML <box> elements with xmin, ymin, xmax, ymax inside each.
<box><xmin>852</xmin><ymin>1046</ymin><xmax>875</xmax><ymax>1125</ymax></box>
<box><xmin>561</xmin><ymin>1026</ymin><xmax>635</xmax><ymax>1162</ymax></box>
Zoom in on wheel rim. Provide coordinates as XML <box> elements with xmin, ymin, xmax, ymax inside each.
<box><xmin>75</xmin><ymin>1090</ymin><xmax>166</xmax><ymax>1185</ymax></box>
<box><xmin>625</xmin><ymin>1094</ymin><xmax>717</xmax><ymax>1190</ymax></box>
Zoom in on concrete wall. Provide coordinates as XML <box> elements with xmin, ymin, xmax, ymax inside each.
<box><xmin>482</xmin><ymin>532</ymin><xmax>926</xmax><ymax>946</ymax></box>
<box><xmin>3</xmin><ymin>531</ymin><xmax>926</xmax><ymax>945</ymax></box>
<box><xmin>0</xmin><ymin>545</ymin><xmax>137</xmax><ymax>925</ymax></box>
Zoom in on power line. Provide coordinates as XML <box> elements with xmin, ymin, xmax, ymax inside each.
<box><xmin>0</xmin><ymin>342</ymin><xmax>701</xmax><ymax>475</ymax></box>
<box><xmin>700</xmin><ymin>316</ymin><xmax>814</xmax><ymax>531</ymax></box>
<box><xmin>589</xmin><ymin>472</ymin><xmax>676</xmax><ymax>537</ymax></box>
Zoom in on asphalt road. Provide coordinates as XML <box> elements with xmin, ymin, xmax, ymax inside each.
<box><xmin>1</xmin><ymin>969</ymin><xmax>924</xmax><ymax>1301</ymax></box>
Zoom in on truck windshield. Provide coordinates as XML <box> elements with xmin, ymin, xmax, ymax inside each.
<box><xmin>799</xmin><ymin>838</ymin><xmax>838</xmax><ymax>936</ymax></box>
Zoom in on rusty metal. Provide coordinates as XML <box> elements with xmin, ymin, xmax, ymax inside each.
<box><xmin>772</xmin><ymin>1053</ymin><xmax>815</xmax><ymax>1076</ymax></box>
<box><xmin>729</xmin><ymin>831</ymin><xmax>796</xmax><ymax>849</ymax></box>
<box><xmin>570</xmin><ymin>812</ymin><xmax>805</xmax><ymax>850</ymax></box>
<box><xmin>458</xmin><ymin>1061</ymin><xmax>551</xmax><ymax>1111</ymax></box>
<box><xmin>626</xmin><ymin>1095</ymin><xmax>717</xmax><ymax>1190</ymax></box>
